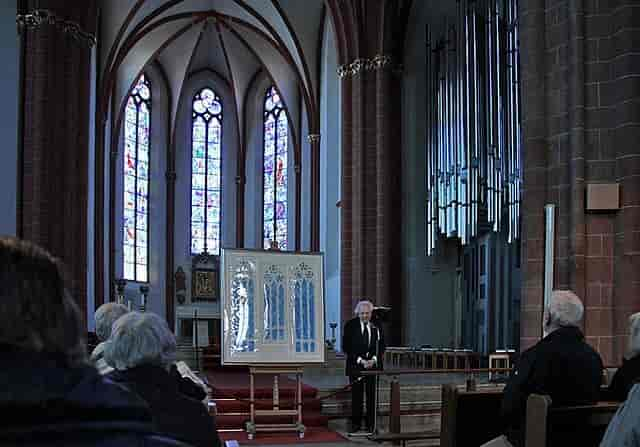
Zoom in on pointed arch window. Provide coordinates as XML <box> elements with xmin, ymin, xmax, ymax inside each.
<box><xmin>123</xmin><ymin>74</ymin><xmax>151</xmax><ymax>282</ymax></box>
<box><xmin>191</xmin><ymin>87</ymin><xmax>223</xmax><ymax>255</ymax></box>
<box><xmin>263</xmin><ymin>86</ymin><xmax>288</xmax><ymax>250</ymax></box>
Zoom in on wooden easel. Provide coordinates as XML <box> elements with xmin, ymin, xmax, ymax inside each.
<box><xmin>246</xmin><ymin>365</ymin><xmax>305</xmax><ymax>440</ymax></box>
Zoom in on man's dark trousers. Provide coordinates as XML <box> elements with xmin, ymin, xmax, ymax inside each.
<box><xmin>350</xmin><ymin>373</ymin><xmax>376</xmax><ymax>430</ymax></box>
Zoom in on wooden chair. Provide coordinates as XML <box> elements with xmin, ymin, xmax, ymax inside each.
<box><xmin>440</xmin><ymin>384</ymin><xmax>505</xmax><ymax>447</ymax></box>
<box><xmin>525</xmin><ymin>394</ymin><xmax>620</xmax><ymax>447</ymax></box>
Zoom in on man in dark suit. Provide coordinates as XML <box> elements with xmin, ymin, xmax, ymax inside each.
<box><xmin>481</xmin><ymin>290</ymin><xmax>603</xmax><ymax>447</ymax></box>
<box><xmin>343</xmin><ymin>300</ymin><xmax>385</xmax><ymax>434</ymax></box>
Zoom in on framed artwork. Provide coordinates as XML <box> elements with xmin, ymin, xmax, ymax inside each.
<box><xmin>221</xmin><ymin>248</ymin><xmax>325</xmax><ymax>365</ymax></box>
<box><xmin>192</xmin><ymin>252</ymin><xmax>219</xmax><ymax>301</ymax></box>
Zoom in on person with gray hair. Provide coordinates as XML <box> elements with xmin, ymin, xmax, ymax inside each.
<box><xmin>104</xmin><ymin>312</ymin><xmax>221</xmax><ymax>447</ymax></box>
<box><xmin>90</xmin><ymin>302</ymin><xmax>129</xmax><ymax>374</ymax></box>
<box><xmin>608</xmin><ymin>312</ymin><xmax>640</xmax><ymax>401</ymax></box>
<box><xmin>482</xmin><ymin>290</ymin><xmax>603</xmax><ymax>447</ymax></box>
<box><xmin>343</xmin><ymin>299</ymin><xmax>385</xmax><ymax>435</ymax></box>
<box><xmin>0</xmin><ymin>236</ymin><xmax>180</xmax><ymax>446</ymax></box>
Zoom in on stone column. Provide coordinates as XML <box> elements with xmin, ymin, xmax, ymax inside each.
<box><xmin>331</xmin><ymin>0</ymin><xmax>410</xmax><ymax>345</ymax></box>
<box><xmin>18</xmin><ymin>1</ymin><xmax>97</xmax><ymax>325</ymax></box>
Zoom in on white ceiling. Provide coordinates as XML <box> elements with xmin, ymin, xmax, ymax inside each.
<box><xmin>99</xmin><ymin>0</ymin><xmax>327</xmax><ymax>142</ymax></box>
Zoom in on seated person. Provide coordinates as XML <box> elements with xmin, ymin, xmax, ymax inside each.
<box><xmin>0</xmin><ymin>236</ymin><xmax>169</xmax><ymax>446</ymax></box>
<box><xmin>93</xmin><ymin>303</ymin><xmax>206</xmax><ymax>401</ymax></box>
<box><xmin>608</xmin><ymin>312</ymin><xmax>640</xmax><ymax>401</ymax></box>
<box><xmin>91</xmin><ymin>302</ymin><xmax>129</xmax><ymax>374</ymax></box>
<box><xmin>482</xmin><ymin>290</ymin><xmax>603</xmax><ymax>447</ymax></box>
<box><xmin>104</xmin><ymin>312</ymin><xmax>221</xmax><ymax>447</ymax></box>
<box><xmin>600</xmin><ymin>382</ymin><xmax>640</xmax><ymax>446</ymax></box>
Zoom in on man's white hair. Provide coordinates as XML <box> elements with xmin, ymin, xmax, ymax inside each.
<box><xmin>354</xmin><ymin>300</ymin><xmax>374</xmax><ymax>314</ymax></box>
<box><xmin>103</xmin><ymin>311</ymin><xmax>177</xmax><ymax>371</ymax></box>
<box><xmin>627</xmin><ymin>312</ymin><xmax>640</xmax><ymax>358</ymax></box>
<box><xmin>94</xmin><ymin>302</ymin><xmax>129</xmax><ymax>341</ymax></box>
<box><xmin>547</xmin><ymin>290</ymin><xmax>584</xmax><ymax>328</ymax></box>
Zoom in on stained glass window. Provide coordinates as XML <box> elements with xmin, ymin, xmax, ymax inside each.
<box><xmin>262</xmin><ymin>86</ymin><xmax>288</xmax><ymax>250</ymax></box>
<box><xmin>123</xmin><ymin>74</ymin><xmax>151</xmax><ymax>282</ymax></box>
<box><xmin>263</xmin><ymin>265</ymin><xmax>285</xmax><ymax>343</ymax></box>
<box><xmin>292</xmin><ymin>263</ymin><xmax>316</xmax><ymax>353</ymax></box>
<box><xmin>191</xmin><ymin>88</ymin><xmax>223</xmax><ymax>255</ymax></box>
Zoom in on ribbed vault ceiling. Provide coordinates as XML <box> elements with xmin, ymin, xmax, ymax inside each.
<box><xmin>100</xmin><ymin>0</ymin><xmax>327</xmax><ymax>143</ymax></box>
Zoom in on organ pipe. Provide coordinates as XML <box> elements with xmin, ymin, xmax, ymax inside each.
<box><xmin>426</xmin><ymin>0</ymin><xmax>522</xmax><ymax>255</ymax></box>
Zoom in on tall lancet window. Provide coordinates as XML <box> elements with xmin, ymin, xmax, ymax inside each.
<box><xmin>262</xmin><ymin>86</ymin><xmax>288</xmax><ymax>250</ymax></box>
<box><xmin>191</xmin><ymin>87</ymin><xmax>223</xmax><ymax>255</ymax></box>
<box><xmin>123</xmin><ymin>74</ymin><xmax>151</xmax><ymax>282</ymax></box>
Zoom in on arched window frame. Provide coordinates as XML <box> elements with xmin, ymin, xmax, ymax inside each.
<box><xmin>262</xmin><ymin>86</ymin><xmax>289</xmax><ymax>250</ymax></box>
<box><xmin>190</xmin><ymin>87</ymin><xmax>223</xmax><ymax>255</ymax></box>
<box><xmin>123</xmin><ymin>73</ymin><xmax>151</xmax><ymax>283</ymax></box>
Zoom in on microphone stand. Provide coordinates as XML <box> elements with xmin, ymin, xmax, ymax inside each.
<box><xmin>373</xmin><ymin>325</ymin><xmax>380</xmax><ymax>435</ymax></box>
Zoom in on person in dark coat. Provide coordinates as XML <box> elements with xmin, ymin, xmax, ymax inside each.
<box><xmin>343</xmin><ymin>299</ymin><xmax>385</xmax><ymax>434</ymax></box>
<box><xmin>481</xmin><ymin>290</ymin><xmax>604</xmax><ymax>447</ymax></box>
<box><xmin>0</xmin><ymin>236</ymin><xmax>179</xmax><ymax>447</ymax></box>
<box><xmin>609</xmin><ymin>312</ymin><xmax>640</xmax><ymax>401</ymax></box>
<box><xmin>91</xmin><ymin>302</ymin><xmax>129</xmax><ymax>375</ymax></box>
<box><xmin>104</xmin><ymin>311</ymin><xmax>221</xmax><ymax>447</ymax></box>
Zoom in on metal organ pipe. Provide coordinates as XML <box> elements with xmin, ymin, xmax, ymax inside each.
<box><xmin>425</xmin><ymin>0</ymin><xmax>521</xmax><ymax>255</ymax></box>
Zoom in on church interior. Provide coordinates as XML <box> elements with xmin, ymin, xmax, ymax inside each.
<box><xmin>1</xmin><ymin>0</ymin><xmax>639</xmax><ymax>445</ymax></box>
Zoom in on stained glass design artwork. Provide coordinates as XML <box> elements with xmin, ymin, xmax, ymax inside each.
<box><xmin>123</xmin><ymin>74</ymin><xmax>151</xmax><ymax>282</ymax></box>
<box><xmin>263</xmin><ymin>264</ymin><xmax>285</xmax><ymax>343</ymax></box>
<box><xmin>230</xmin><ymin>260</ymin><xmax>256</xmax><ymax>353</ymax></box>
<box><xmin>263</xmin><ymin>86</ymin><xmax>288</xmax><ymax>250</ymax></box>
<box><xmin>191</xmin><ymin>87</ymin><xmax>223</xmax><ymax>255</ymax></box>
<box><xmin>291</xmin><ymin>263</ymin><xmax>316</xmax><ymax>353</ymax></box>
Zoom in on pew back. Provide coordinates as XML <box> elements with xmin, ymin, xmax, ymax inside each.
<box><xmin>440</xmin><ymin>384</ymin><xmax>505</xmax><ymax>447</ymax></box>
<box><xmin>525</xmin><ymin>394</ymin><xmax>620</xmax><ymax>447</ymax></box>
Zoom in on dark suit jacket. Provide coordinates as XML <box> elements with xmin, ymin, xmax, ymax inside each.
<box><xmin>609</xmin><ymin>355</ymin><xmax>640</xmax><ymax>401</ymax></box>
<box><xmin>501</xmin><ymin>326</ymin><xmax>603</xmax><ymax>443</ymax></box>
<box><xmin>342</xmin><ymin>317</ymin><xmax>385</xmax><ymax>376</ymax></box>
<box><xmin>108</xmin><ymin>365</ymin><xmax>220</xmax><ymax>447</ymax></box>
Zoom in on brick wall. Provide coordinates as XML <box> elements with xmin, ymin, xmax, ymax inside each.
<box><xmin>20</xmin><ymin>1</ymin><xmax>97</xmax><ymax>326</ymax></box>
<box><xmin>329</xmin><ymin>0</ymin><xmax>410</xmax><ymax>344</ymax></box>
<box><xmin>520</xmin><ymin>0</ymin><xmax>640</xmax><ymax>364</ymax></box>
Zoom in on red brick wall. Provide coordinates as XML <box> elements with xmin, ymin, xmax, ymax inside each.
<box><xmin>20</xmin><ymin>2</ymin><xmax>97</xmax><ymax>327</ymax></box>
<box><xmin>328</xmin><ymin>0</ymin><xmax>410</xmax><ymax>345</ymax></box>
<box><xmin>519</xmin><ymin>0</ymin><xmax>640</xmax><ymax>364</ymax></box>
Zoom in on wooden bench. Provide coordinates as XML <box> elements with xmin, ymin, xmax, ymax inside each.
<box><xmin>370</xmin><ymin>431</ymin><xmax>439</xmax><ymax>447</ymax></box>
<box><xmin>440</xmin><ymin>383</ymin><xmax>505</xmax><ymax>447</ymax></box>
<box><xmin>525</xmin><ymin>394</ymin><xmax>620</xmax><ymax>447</ymax></box>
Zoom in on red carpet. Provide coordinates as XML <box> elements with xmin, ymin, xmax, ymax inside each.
<box><xmin>206</xmin><ymin>367</ymin><xmax>328</xmax><ymax>431</ymax></box>
<box><xmin>218</xmin><ymin>427</ymin><xmax>346</xmax><ymax>445</ymax></box>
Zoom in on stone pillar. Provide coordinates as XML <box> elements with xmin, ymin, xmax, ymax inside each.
<box><xmin>18</xmin><ymin>2</ymin><xmax>97</xmax><ymax>325</ymax></box>
<box><xmin>330</xmin><ymin>0</ymin><xmax>410</xmax><ymax>345</ymax></box>
<box><xmin>519</xmin><ymin>0</ymin><xmax>640</xmax><ymax>364</ymax></box>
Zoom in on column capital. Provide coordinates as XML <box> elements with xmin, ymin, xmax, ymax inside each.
<box><xmin>337</xmin><ymin>54</ymin><xmax>402</xmax><ymax>78</ymax></box>
<box><xmin>17</xmin><ymin>9</ymin><xmax>97</xmax><ymax>47</ymax></box>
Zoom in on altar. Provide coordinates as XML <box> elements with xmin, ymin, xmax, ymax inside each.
<box><xmin>175</xmin><ymin>304</ymin><xmax>220</xmax><ymax>347</ymax></box>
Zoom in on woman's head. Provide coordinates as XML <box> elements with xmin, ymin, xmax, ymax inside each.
<box><xmin>0</xmin><ymin>236</ymin><xmax>85</xmax><ymax>365</ymax></box>
<box><xmin>103</xmin><ymin>311</ymin><xmax>177</xmax><ymax>370</ymax></box>
<box><xmin>627</xmin><ymin>312</ymin><xmax>640</xmax><ymax>359</ymax></box>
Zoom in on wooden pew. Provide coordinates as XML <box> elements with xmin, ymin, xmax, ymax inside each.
<box><xmin>525</xmin><ymin>394</ymin><xmax>620</xmax><ymax>447</ymax></box>
<box><xmin>440</xmin><ymin>384</ymin><xmax>505</xmax><ymax>447</ymax></box>
<box><xmin>371</xmin><ymin>431</ymin><xmax>440</xmax><ymax>447</ymax></box>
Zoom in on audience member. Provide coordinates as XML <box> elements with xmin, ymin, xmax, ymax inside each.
<box><xmin>104</xmin><ymin>312</ymin><xmax>221</xmax><ymax>447</ymax></box>
<box><xmin>91</xmin><ymin>302</ymin><xmax>129</xmax><ymax>374</ymax></box>
<box><xmin>0</xmin><ymin>236</ymin><xmax>179</xmax><ymax>446</ymax></box>
<box><xmin>600</xmin><ymin>382</ymin><xmax>640</xmax><ymax>446</ymax></box>
<box><xmin>93</xmin><ymin>302</ymin><xmax>206</xmax><ymax>401</ymax></box>
<box><xmin>608</xmin><ymin>312</ymin><xmax>640</xmax><ymax>401</ymax></box>
<box><xmin>482</xmin><ymin>290</ymin><xmax>603</xmax><ymax>447</ymax></box>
